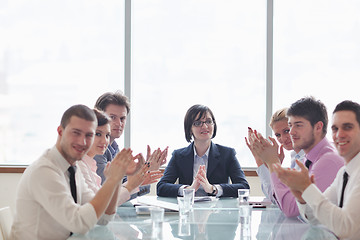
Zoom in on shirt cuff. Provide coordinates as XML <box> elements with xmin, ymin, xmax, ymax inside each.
<box><xmin>299</xmin><ymin>184</ymin><xmax>322</xmax><ymax>224</ymax></box>
<box><xmin>97</xmin><ymin>213</ymin><xmax>115</xmax><ymax>225</ymax></box>
<box><xmin>178</xmin><ymin>185</ymin><xmax>189</xmax><ymax>196</ymax></box>
<box><xmin>214</xmin><ymin>184</ymin><xmax>223</xmax><ymax>197</ymax></box>
<box><xmin>257</xmin><ymin>164</ymin><xmax>271</xmax><ymax>182</ymax></box>
<box><xmin>296</xmin><ymin>200</ymin><xmax>308</xmax><ymax>220</ymax></box>
<box><xmin>302</xmin><ymin>183</ymin><xmax>323</xmax><ymax>206</ymax></box>
<box><xmin>79</xmin><ymin>202</ymin><xmax>100</xmax><ymax>231</ymax></box>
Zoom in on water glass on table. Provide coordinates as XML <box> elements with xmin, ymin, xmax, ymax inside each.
<box><xmin>177</xmin><ymin>197</ymin><xmax>191</xmax><ymax>218</ymax></box>
<box><xmin>238</xmin><ymin>189</ymin><xmax>252</xmax><ymax>217</ymax></box>
<box><xmin>178</xmin><ymin>215</ymin><xmax>191</xmax><ymax>236</ymax></box>
<box><xmin>150</xmin><ymin>207</ymin><xmax>164</xmax><ymax>238</ymax></box>
<box><xmin>183</xmin><ymin>188</ymin><xmax>195</xmax><ymax>209</ymax></box>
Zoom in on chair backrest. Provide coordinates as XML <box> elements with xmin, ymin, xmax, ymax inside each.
<box><xmin>0</xmin><ymin>207</ymin><xmax>13</xmax><ymax>240</ymax></box>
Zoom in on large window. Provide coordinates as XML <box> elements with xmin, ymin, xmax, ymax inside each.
<box><xmin>1</xmin><ymin>1</ymin><xmax>360</xmax><ymax>167</ymax></box>
<box><xmin>0</xmin><ymin>0</ymin><xmax>124</xmax><ymax>164</ymax></box>
<box><xmin>131</xmin><ymin>1</ymin><xmax>266</xmax><ymax>167</ymax></box>
<box><xmin>273</xmin><ymin>0</ymin><xmax>360</xmax><ymax>132</ymax></box>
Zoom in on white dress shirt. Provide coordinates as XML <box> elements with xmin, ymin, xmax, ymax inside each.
<box><xmin>297</xmin><ymin>152</ymin><xmax>360</xmax><ymax>240</ymax></box>
<box><xmin>11</xmin><ymin>146</ymin><xmax>113</xmax><ymax>240</ymax></box>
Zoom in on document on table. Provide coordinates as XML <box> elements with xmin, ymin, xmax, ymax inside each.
<box><xmin>194</xmin><ymin>196</ymin><xmax>217</xmax><ymax>202</ymax></box>
<box><xmin>132</xmin><ymin>196</ymin><xmax>179</xmax><ymax>212</ymax></box>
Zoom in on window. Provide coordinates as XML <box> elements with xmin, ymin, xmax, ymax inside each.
<box><xmin>0</xmin><ymin>0</ymin><xmax>124</xmax><ymax>164</ymax></box>
<box><xmin>273</xmin><ymin>0</ymin><xmax>360</xmax><ymax>133</ymax></box>
<box><xmin>1</xmin><ymin>1</ymin><xmax>359</xmax><ymax>167</ymax></box>
<box><xmin>131</xmin><ymin>1</ymin><xmax>266</xmax><ymax>167</ymax></box>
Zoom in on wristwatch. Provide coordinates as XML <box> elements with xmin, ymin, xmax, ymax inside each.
<box><xmin>211</xmin><ymin>185</ymin><xmax>217</xmax><ymax>196</ymax></box>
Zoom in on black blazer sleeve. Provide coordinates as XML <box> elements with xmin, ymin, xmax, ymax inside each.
<box><xmin>156</xmin><ymin>146</ymin><xmax>194</xmax><ymax>197</ymax></box>
<box><xmin>213</xmin><ymin>145</ymin><xmax>249</xmax><ymax>197</ymax></box>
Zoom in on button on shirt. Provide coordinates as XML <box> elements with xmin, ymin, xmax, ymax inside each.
<box><xmin>298</xmin><ymin>152</ymin><xmax>360</xmax><ymax>239</ymax></box>
<box><xmin>11</xmin><ymin>146</ymin><xmax>114</xmax><ymax>240</ymax></box>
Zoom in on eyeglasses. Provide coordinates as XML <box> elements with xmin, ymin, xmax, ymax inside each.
<box><xmin>193</xmin><ymin>119</ymin><xmax>214</xmax><ymax>127</ymax></box>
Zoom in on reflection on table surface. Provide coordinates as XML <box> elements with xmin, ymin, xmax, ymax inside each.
<box><xmin>68</xmin><ymin>197</ymin><xmax>337</xmax><ymax>240</ymax></box>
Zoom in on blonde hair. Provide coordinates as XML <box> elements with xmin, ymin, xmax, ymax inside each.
<box><xmin>269</xmin><ymin>108</ymin><xmax>288</xmax><ymax>128</ymax></box>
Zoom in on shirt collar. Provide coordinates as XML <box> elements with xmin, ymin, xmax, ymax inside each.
<box><xmin>306</xmin><ymin>137</ymin><xmax>329</xmax><ymax>163</ymax></box>
<box><xmin>49</xmin><ymin>145</ymin><xmax>72</xmax><ymax>174</ymax></box>
<box><xmin>345</xmin><ymin>151</ymin><xmax>360</xmax><ymax>176</ymax></box>
<box><xmin>108</xmin><ymin>141</ymin><xmax>119</xmax><ymax>158</ymax></box>
<box><xmin>193</xmin><ymin>144</ymin><xmax>211</xmax><ymax>158</ymax></box>
<box><xmin>292</xmin><ymin>149</ymin><xmax>305</xmax><ymax>160</ymax></box>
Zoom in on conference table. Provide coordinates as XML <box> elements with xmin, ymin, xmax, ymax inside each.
<box><xmin>68</xmin><ymin>196</ymin><xmax>337</xmax><ymax>240</ymax></box>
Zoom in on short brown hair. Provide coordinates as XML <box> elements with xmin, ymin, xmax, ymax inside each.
<box><xmin>287</xmin><ymin>96</ymin><xmax>328</xmax><ymax>136</ymax></box>
<box><xmin>60</xmin><ymin>104</ymin><xmax>97</xmax><ymax>128</ymax></box>
<box><xmin>93</xmin><ymin>108</ymin><xmax>111</xmax><ymax>127</ymax></box>
<box><xmin>95</xmin><ymin>90</ymin><xmax>130</xmax><ymax>115</ymax></box>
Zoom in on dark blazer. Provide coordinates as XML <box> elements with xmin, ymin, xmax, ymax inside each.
<box><xmin>157</xmin><ymin>142</ymin><xmax>249</xmax><ymax>197</ymax></box>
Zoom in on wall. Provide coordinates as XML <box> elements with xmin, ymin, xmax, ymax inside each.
<box><xmin>0</xmin><ymin>173</ymin><xmax>22</xmax><ymax>213</ymax></box>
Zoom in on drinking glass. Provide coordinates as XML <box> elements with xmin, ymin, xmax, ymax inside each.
<box><xmin>150</xmin><ymin>207</ymin><xmax>164</xmax><ymax>238</ymax></box>
<box><xmin>177</xmin><ymin>197</ymin><xmax>190</xmax><ymax>218</ymax></box>
<box><xmin>183</xmin><ymin>188</ymin><xmax>195</xmax><ymax>209</ymax></box>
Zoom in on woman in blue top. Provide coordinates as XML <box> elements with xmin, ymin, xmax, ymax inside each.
<box><xmin>157</xmin><ymin>104</ymin><xmax>249</xmax><ymax>198</ymax></box>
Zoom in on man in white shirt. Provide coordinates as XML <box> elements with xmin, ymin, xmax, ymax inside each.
<box><xmin>11</xmin><ymin>104</ymin><xmax>142</xmax><ymax>240</ymax></box>
<box><xmin>273</xmin><ymin>100</ymin><xmax>360</xmax><ymax>239</ymax></box>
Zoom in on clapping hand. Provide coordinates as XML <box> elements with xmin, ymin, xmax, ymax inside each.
<box><xmin>251</xmin><ymin>133</ymin><xmax>284</xmax><ymax>172</ymax></box>
<box><xmin>196</xmin><ymin>165</ymin><xmax>213</xmax><ymax>194</ymax></box>
<box><xmin>146</xmin><ymin>145</ymin><xmax>168</xmax><ymax>171</ymax></box>
<box><xmin>107</xmin><ymin>148</ymin><xmax>134</xmax><ymax>183</ymax></box>
<box><xmin>142</xmin><ymin>170</ymin><xmax>163</xmax><ymax>185</ymax></box>
<box><xmin>188</xmin><ymin>171</ymin><xmax>201</xmax><ymax>192</ymax></box>
<box><xmin>245</xmin><ymin>127</ymin><xmax>265</xmax><ymax>167</ymax></box>
<box><xmin>123</xmin><ymin>152</ymin><xmax>145</xmax><ymax>176</ymax></box>
<box><xmin>272</xmin><ymin>159</ymin><xmax>313</xmax><ymax>203</ymax></box>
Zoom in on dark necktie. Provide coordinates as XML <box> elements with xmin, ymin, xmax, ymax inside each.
<box><xmin>339</xmin><ymin>171</ymin><xmax>349</xmax><ymax>208</ymax></box>
<box><xmin>68</xmin><ymin>166</ymin><xmax>77</xmax><ymax>203</ymax></box>
<box><xmin>305</xmin><ymin>159</ymin><xmax>312</xmax><ymax>169</ymax></box>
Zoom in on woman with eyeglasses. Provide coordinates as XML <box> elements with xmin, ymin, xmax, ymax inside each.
<box><xmin>157</xmin><ymin>104</ymin><xmax>249</xmax><ymax>198</ymax></box>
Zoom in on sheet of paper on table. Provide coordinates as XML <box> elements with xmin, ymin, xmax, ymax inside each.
<box><xmin>132</xmin><ymin>196</ymin><xmax>179</xmax><ymax>215</ymax></box>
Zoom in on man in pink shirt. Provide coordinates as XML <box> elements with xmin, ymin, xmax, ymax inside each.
<box><xmin>252</xmin><ymin>96</ymin><xmax>344</xmax><ymax>217</ymax></box>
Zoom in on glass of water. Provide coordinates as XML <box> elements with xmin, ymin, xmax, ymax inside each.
<box><xmin>238</xmin><ymin>189</ymin><xmax>251</xmax><ymax>217</ymax></box>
